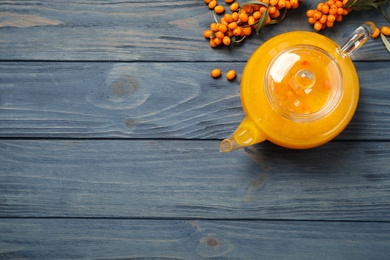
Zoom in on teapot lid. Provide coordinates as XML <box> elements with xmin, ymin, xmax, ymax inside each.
<box><xmin>265</xmin><ymin>45</ymin><xmax>342</xmax><ymax>122</ymax></box>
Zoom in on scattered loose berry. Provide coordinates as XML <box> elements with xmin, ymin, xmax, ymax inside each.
<box><xmin>211</xmin><ymin>68</ymin><xmax>222</xmax><ymax>78</ymax></box>
<box><xmin>226</xmin><ymin>70</ymin><xmax>237</xmax><ymax>80</ymax></box>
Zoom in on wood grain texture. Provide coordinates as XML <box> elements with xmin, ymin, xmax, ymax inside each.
<box><xmin>0</xmin><ymin>1</ymin><xmax>389</xmax><ymax>61</ymax></box>
<box><xmin>1</xmin><ymin>61</ymin><xmax>390</xmax><ymax>139</ymax></box>
<box><xmin>1</xmin><ymin>140</ymin><xmax>390</xmax><ymax>221</ymax></box>
<box><xmin>1</xmin><ymin>218</ymin><xmax>389</xmax><ymax>259</ymax></box>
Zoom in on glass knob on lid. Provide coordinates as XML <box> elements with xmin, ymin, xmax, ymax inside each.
<box><xmin>265</xmin><ymin>45</ymin><xmax>343</xmax><ymax>122</ymax></box>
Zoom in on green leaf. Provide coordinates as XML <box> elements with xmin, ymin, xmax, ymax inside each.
<box><xmin>380</xmin><ymin>6</ymin><xmax>390</xmax><ymax>23</ymax></box>
<box><xmin>380</xmin><ymin>33</ymin><xmax>390</xmax><ymax>52</ymax></box>
<box><xmin>256</xmin><ymin>8</ymin><xmax>269</xmax><ymax>33</ymax></box>
<box><xmin>345</xmin><ymin>0</ymin><xmax>388</xmax><ymax>10</ymax></box>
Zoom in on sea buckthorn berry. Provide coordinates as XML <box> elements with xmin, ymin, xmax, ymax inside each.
<box><xmin>371</xmin><ymin>27</ymin><xmax>380</xmax><ymax>38</ymax></box>
<box><xmin>242</xmin><ymin>26</ymin><xmax>252</xmax><ymax>36</ymax></box>
<box><xmin>317</xmin><ymin>2</ymin><xmax>325</xmax><ymax>11</ymax></box>
<box><xmin>314</xmin><ymin>21</ymin><xmax>323</xmax><ymax>31</ymax></box>
<box><xmin>230</xmin><ymin>2</ymin><xmax>239</xmax><ymax>12</ymax></box>
<box><xmin>248</xmin><ymin>15</ymin><xmax>256</xmax><ymax>26</ymax></box>
<box><xmin>326</xmin><ymin>21</ymin><xmax>334</xmax><ymax>28</ymax></box>
<box><xmin>253</xmin><ymin>11</ymin><xmax>261</xmax><ymax>19</ymax></box>
<box><xmin>225</xmin><ymin>0</ymin><xmax>234</xmax><ymax>3</ymax></box>
<box><xmin>233</xmin><ymin>27</ymin><xmax>242</xmax><ymax>36</ymax></box>
<box><xmin>285</xmin><ymin>0</ymin><xmax>292</xmax><ymax>9</ymax></box>
<box><xmin>232</xmin><ymin>12</ymin><xmax>239</xmax><ymax>21</ymax></box>
<box><xmin>308</xmin><ymin>17</ymin><xmax>317</xmax><ymax>24</ymax></box>
<box><xmin>208</xmin><ymin>0</ymin><xmax>218</xmax><ymax>9</ymax></box>
<box><xmin>222</xmin><ymin>36</ymin><xmax>231</xmax><ymax>46</ymax></box>
<box><xmin>204</xmin><ymin>0</ymin><xmax>212</xmax><ymax>4</ymax></box>
<box><xmin>381</xmin><ymin>26</ymin><xmax>390</xmax><ymax>36</ymax></box>
<box><xmin>327</xmin><ymin>14</ymin><xmax>336</xmax><ymax>23</ymax></box>
<box><xmin>239</xmin><ymin>12</ymin><xmax>249</xmax><ymax>23</ymax></box>
<box><xmin>228</xmin><ymin>22</ymin><xmax>238</xmax><ymax>30</ymax></box>
<box><xmin>214</xmin><ymin>5</ymin><xmax>225</xmax><ymax>14</ymax></box>
<box><xmin>224</xmin><ymin>13</ymin><xmax>233</xmax><ymax>23</ymax></box>
<box><xmin>270</xmin><ymin>0</ymin><xmax>278</xmax><ymax>6</ymax></box>
<box><xmin>213</xmin><ymin>37</ymin><xmax>222</xmax><ymax>45</ymax></box>
<box><xmin>209</xmin><ymin>38</ymin><xmax>217</xmax><ymax>48</ymax></box>
<box><xmin>314</xmin><ymin>11</ymin><xmax>322</xmax><ymax>20</ymax></box>
<box><xmin>307</xmin><ymin>10</ymin><xmax>315</xmax><ymax>17</ymax></box>
<box><xmin>278</xmin><ymin>0</ymin><xmax>286</xmax><ymax>8</ymax></box>
<box><xmin>215</xmin><ymin>31</ymin><xmax>225</xmax><ymax>39</ymax></box>
<box><xmin>319</xmin><ymin>14</ymin><xmax>328</xmax><ymax>24</ymax></box>
<box><xmin>226</xmin><ymin>70</ymin><xmax>237</xmax><ymax>81</ymax></box>
<box><xmin>322</xmin><ymin>4</ymin><xmax>329</xmax><ymax>14</ymax></box>
<box><xmin>218</xmin><ymin>23</ymin><xmax>227</xmax><ymax>33</ymax></box>
<box><xmin>203</xmin><ymin>29</ymin><xmax>213</xmax><ymax>39</ymax></box>
<box><xmin>211</xmin><ymin>68</ymin><xmax>222</xmax><ymax>78</ymax></box>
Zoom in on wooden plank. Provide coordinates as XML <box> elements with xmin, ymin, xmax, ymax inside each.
<box><xmin>1</xmin><ymin>62</ymin><xmax>390</xmax><ymax>140</ymax></box>
<box><xmin>1</xmin><ymin>139</ymin><xmax>390</xmax><ymax>221</ymax></box>
<box><xmin>0</xmin><ymin>218</ymin><xmax>389</xmax><ymax>259</ymax></box>
<box><xmin>0</xmin><ymin>1</ymin><xmax>389</xmax><ymax>61</ymax></box>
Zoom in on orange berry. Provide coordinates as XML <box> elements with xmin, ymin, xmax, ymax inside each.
<box><xmin>317</xmin><ymin>2</ymin><xmax>324</xmax><ymax>11</ymax></box>
<box><xmin>203</xmin><ymin>29</ymin><xmax>213</xmax><ymax>39</ymax></box>
<box><xmin>208</xmin><ymin>0</ymin><xmax>218</xmax><ymax>9</ymax></box>
<box><xmin>371</xmin><ymin>27</ymin><xmax>380</xmax><ymax>38</ymax></box>
<box><xmin>230</xmin><ymin>2</ymin><xmax>239</xmax><ymax>12</ymax></box>
<box><xmin>210</xmin><ymin>22</ymin><xmax>218</xmax><ymax>32</ymax></box>
<box><xmin>278</xmin><ymin>0</ymin><xmax>286</xmax><ymax>8</ymax></box>
<box><xmin>204</xmin><ymin>0</ymin><xmax>212</xmax><ymax>4</ymax></box>
<box><xmin>314</xmin><ymin>21</ymin><xmax>322</xmax><ymax>31</ymax></box>
<box><xmin>209</xmin><ymin>38</ymin><xmax>217</xmax><ymax>48</ymax></box>
<box><xmin>329</xmin><ymin>6</ymin><xmax>337</xmax><ymax>15</ymax></box>
<box><xmin>314</xmin><ymin>11</ymin><xmax>322</xmax><ymax>20</ymax></box>
<box><xmin>226</xmin><ymin>70</ymin><xmax>237</xmax><ymax>81</ymax></box>
<box><xmin>239</xmin><ymin>12</ymin><xmax>249</xmax><ymax>23</ymax></box>
<box><xmin>215</xmin><ymin>31</ymin><xmax>225</xmax><ymax>39</ymax></box>
<box><xmin>327</xmin><ymin>14</ymin><xmax>336</xmax><ymax>23</ymax></box>
<box><xmin>253</xmin><ymin>11</ymin><xmax>261</xmax><ymax>19</ymax></box>
<box><xmin>248</xmin><ymin>15</ymin><xmax>256</xmax><ymax>26</ymax></box>
<box><xmin>381</xmin><ymin>26</ymin><xmax>390</xmax><ymax>36</ymax></box>
<box><xmin>326</xmin><ymin>21</ymin><xmax>334</xmax><ymax>28</ymax></box>
<box><xmin>337</xmin><ymin>7</ymin><xmax>344</xmax><ymax>15</ymax></box>
<box><xmin>218</xmin><ymin>23</ymin><xmax>228</xmax><ymax>33</ymax></box>
<box><xmin>319</xmin><ymin>14</ymin><xmax>328</xmax><ymax>24</ymax></box>
<box><xmin>307</xmin><ymin>10</ymin><xmax>315</xmax><ymax>18</ymax></box>
<box><xmin>290</xmin><ymin>0</ymin><xmax>299</xmax><ymax>8</ymax></box>
<box><xmin>270</xmin><ymin>0</ymin><xmax>278</xmax><ymax>6</ymax></box>
<box><xmin>233</xmin><ymin>27</ymin><xmax>242</xmax><ymax>36</ymax></box>
<box><xmin>242</xmin><ymin>26</ymin><xmax>252</xmax><ymax>36</ymax></box>
<box><xmin>269</xmin><ymin>6</ymin><xmax>277</xmax><ymax>15</ymax></box>
<box><xmin>308</xmin><ymin>17</ymin><xmax>317</xmax><ymax>24</ymax></box>
<box><xmin>232</xmin><ymin>12</ymin><xmax>239</xmax><ymax>21</ymax></box>
<box><xmin>225</xmin><ymin>0</ymin><xmax>234</xmax><ymax>3</ymax></box>
<box><xmin>335</xmin><ymin>0</ymin><xmax>343</xmax><ymax>7</ymax></box>
<box><xmin>270</xmin><ymin>8</ymin><xmax>280</xmax><ymax>18</ymax></box>
<box><xmin>228</xmin><ymin>22</ymin><xmax>238</xmax><ymax>30</ymax></box>
<box><xmin>322</xmin><ymin>4</ymin><xmax>330</xmax><ymax>14</ymax></box>
<box><xmin>222</xmin><ymin>36</ymin><xmax>231</xmax><ymax>46</ymax></box>
<box><xmin>214</xmin><ymin>5</ymin><xmax>225</xmax><ymax>14</ymax></box>
<box><xmin>224</xmin><ymin>13</ymin><xmax>233</xmax><ymax>23</ymax></box>
<box><xmin>213</xmin><ymin>37</ymin><xmax>222</xmax><ymax>45</ymax></box>
<box><xmin>336</xmin><ymin>14</ymin><xmax>342</xmax><ymax>22</ymax></box>
<box><xmin>211</xmin><ymin>68</ymin><xmax>222</xmax><ymax>78</ymax></box>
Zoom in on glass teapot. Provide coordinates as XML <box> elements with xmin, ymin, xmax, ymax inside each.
<box><xmin>220</xmin><ymin>22</ymin><xmax>375</xmax><ymax>152</ymax></box>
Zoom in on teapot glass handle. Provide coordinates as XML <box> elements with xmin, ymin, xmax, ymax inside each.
<box><xmin>339</xmin><ymin>22</ymin><xmax>375</xmax><ymax>57</ymax></box>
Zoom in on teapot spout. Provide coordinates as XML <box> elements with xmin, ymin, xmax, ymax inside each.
<box><xmin>219</xmin><ymin>117</ymin><xmax>266</xmax><ymax>152</ymax></box>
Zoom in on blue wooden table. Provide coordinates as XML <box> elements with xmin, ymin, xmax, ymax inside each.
<box><xmin>1</xmin><ymin>1</ymin><xmax>390</xmax><ymax>259</ymax></box>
